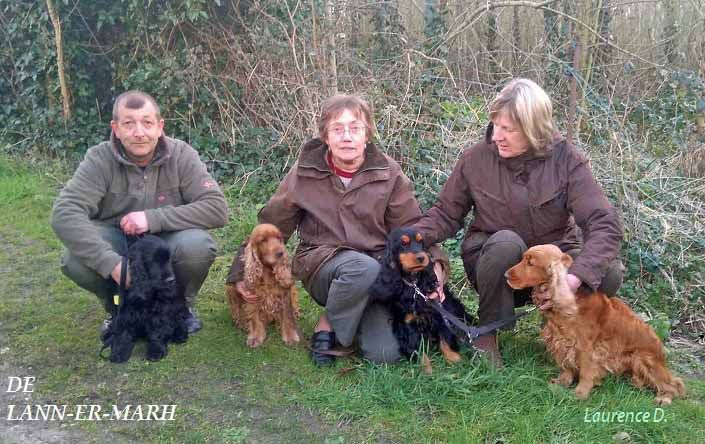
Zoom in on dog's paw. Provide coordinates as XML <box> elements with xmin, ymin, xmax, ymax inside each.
<box><xmin>574</xmin><ymin>386</ymin><xmax>591</xmax><ymax>400</ymax></box>
<box><xmin>282</xmin><ymin>329</ymin><xmax>300</xmax><ymax>346</ymax></box>
<box><xmin>551</xmin><ymin>372</ymin><xmax>574</xmax><ymax>387</ymax></box>
<box><xmin>655</xmin><ymin>394</ymin><xmax>673</xmax><ymax>406</ymax></box>
<box><xmin>146</xmin><ymin>343</ymin><xmax>168</xmax><ymax>361</ymax></box>
<box><xmin>246</xmin><ymin>334</ymin><xmax>265</xmax><ymax>348</ymax></box>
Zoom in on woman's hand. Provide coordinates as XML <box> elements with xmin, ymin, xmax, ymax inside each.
<box><xmin>236</xmin><ymin>281</ymin><xmax>260</xmax><ymax>303</ymax></box>
<box><xmin>565</xmin><ymin>273</ymin><xmax>582</xmax><ymax>293</ymax></box>
<box><xmin>428</xmin><ymin>262</ymin><xmax>446</xmax><ymax>303</ymax></box>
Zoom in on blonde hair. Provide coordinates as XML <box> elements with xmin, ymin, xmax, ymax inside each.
<box><xmin>318</xmin><ymin>94</ymin><xmax>375</xmax><ymax>140</ymax></box>
<box><xmin>489</xmin><ymin>78</ymin><xmax>555</xmax><ymax>153</ymax></box>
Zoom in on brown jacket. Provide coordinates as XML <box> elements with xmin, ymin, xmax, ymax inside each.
<box><xmin>414</xmin><ymin>134</ymin><xmax>623</xmax><ymax>291</ymax></box>
<box><xmin>227</xmin><ymin>138</ymin><xmax>444</xmax><ymax>285</ymax></box>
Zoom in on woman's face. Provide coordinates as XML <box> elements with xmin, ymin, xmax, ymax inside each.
<box><xmin>324</xmin><ymin>109</ymin><xmax>368</xmax><ymax>170</ymax></box>
<box><xmin>491</xmin><ymin>112</ymin><xmax>530</xmax><ymax>158</ymax></box>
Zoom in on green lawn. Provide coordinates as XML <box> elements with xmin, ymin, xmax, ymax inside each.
<box><xmin>0</xmin><ymin>157</ymin><xmax>703</xmax><ymax>444</ymax></box>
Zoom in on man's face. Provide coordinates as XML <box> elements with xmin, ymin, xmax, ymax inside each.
<box><xmin>111</xmin><ymin>102</ymin><xmax>164</xmax><ymax>166</ymax></box>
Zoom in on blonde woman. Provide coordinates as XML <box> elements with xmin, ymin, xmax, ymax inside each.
<box><xmin>414</xmin><ymin>78</ymin><xmax>624</xmax><ymax>367</ymax></box>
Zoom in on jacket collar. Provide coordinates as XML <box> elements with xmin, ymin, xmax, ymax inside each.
<box><xmin>110</xmin><ymin>133</ymin><xmax>172</xmax><ymax>167</ymax></box>
<box><xmin>297</xmin><ymin>138</ymin><xmax>389</xmax><ymax>175</ymax></box>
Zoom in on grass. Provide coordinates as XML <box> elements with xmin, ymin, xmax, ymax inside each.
<box><xmin>0</xmin><ymin>156</ymin><xmax>704</xmax><ymax>444</ymax></box>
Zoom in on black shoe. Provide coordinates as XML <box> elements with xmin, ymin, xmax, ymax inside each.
<box><xmin>310</xmin><ymin>330</ymin><xmax>336</xmax><ymax>366</ymax></box>
<box><xmin>185</xmin><ymin>308</ymin><xmax>203</xmax><ymax>334</ymax></box>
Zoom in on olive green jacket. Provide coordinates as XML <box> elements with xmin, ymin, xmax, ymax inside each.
<box><xmin>51</xmin><ymin>136</ymin><xmax>228</xmax><ymax>278</ymax></box>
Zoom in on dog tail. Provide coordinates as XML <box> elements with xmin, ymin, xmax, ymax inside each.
<box><xmin>631</xmin><ymin>353</ymin><xmax>686</xmax><ymax>405</ymax></box>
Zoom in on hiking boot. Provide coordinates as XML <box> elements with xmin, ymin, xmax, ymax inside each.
<box><xmin>474</xmin><ymin>334</ymin><xmax>504</xmax><ymax>368</ymax></box>
<box><xmin>185</xmin><ymin>308</ymin><xmax>203</xmax><ymax>334</ymax></box>
<box><xmin>310</xmin><ymin>330</ymin><xmax>336</xmax><ymax>366</ymax></box>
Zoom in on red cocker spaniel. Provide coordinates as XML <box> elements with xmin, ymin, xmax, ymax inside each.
<box><xmin>226</xmin><ymin>224</ymin><xmax>300</xmax><ymax>347</ymax></box>
<box><xmin>506</xmin><ymin>244</ymin><xmax>685</xmax><ymax>405</ymax></box>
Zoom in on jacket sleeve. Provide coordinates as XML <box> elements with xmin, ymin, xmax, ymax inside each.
<box><xmin>384</xmin><ymin>168</ymin><xmax>450</xmax><ymax>276</ymax></box>
<box><xmin>51</xmin><ymin>148</ymin><xmax>122</xmax><ymax>278</ymax></box>
<box><xmin>258</xmin><ymin>166</ymin><xmax>303</xmax><ymax>243</ymax></box>
<box><xmin>413</xmin><ymin>151</ymin><xmax>474</xmax><ymax>246</ymax></box>
<box><xmin>566</xmin><ymin>156</ymin><xmax>623</xmax><ymax>290</ymax></box>
<box><xmin>144</xmin><ymin>143</ymin><xmax>228</xmax><ymax>232</ymax></box>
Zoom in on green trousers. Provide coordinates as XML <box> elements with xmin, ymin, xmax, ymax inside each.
<box><xmin>60</xmin><ymin>222</ymin><xmax>217</xmax><ymax>313</ymax></box>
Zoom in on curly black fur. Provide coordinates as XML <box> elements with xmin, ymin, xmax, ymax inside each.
<box><xmin>102</xmin><ymin>235</ymin><xmax>189</xmax><ymax>363</ymax></box>
<box><xmin>369</xmin><ymin>227</ymin><xmax>475</xmax><ymax>360</ymax></box>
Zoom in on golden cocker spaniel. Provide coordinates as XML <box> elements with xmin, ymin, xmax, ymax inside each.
<box><xmin>226</xmin><ymin>224</ymin><xmax>300</xmax><ymax>347</ymax></box>
<box><xmin>506</xmin><ymin>244</ymin><xmax>685</xmax><ymax>405</ymax></box>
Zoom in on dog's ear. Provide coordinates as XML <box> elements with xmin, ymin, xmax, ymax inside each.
<box><xmin>154</xmin><ymin>246</ymin><xmax>171</xmax><ymax>265</ymax></box>
<box><xmin>243</xmin><ymin>239</ymin><xmax>263</xmax><ymax>288</ymax></box>
<box><xmin>382</xmin><ymin>231</ymin><xmax>400</xmax><ymax>270</ymax></box>
<box><xmin>127</xmin><ymin>248</ymin><xmax>151</xmax><ymax>301</ymax></box>
<box><xmin>561</xmin><ymin>253</ymin><xmax>574</xmax><ymax>268</ymax></box>
<box><xmin>273</xmin><ymin>251</ymin><xmax>294</xmax><ymax>288</ymax></box>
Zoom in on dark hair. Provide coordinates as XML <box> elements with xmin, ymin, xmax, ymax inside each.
<box><xmin>318</xmin><ymin>94</ymin><xmax>375</xmax><ymax>140</ymax></box>
<box><xmin>112</xmin><ymin>90</ymin><xmax>161</xmax><ymax>121</ymax></box>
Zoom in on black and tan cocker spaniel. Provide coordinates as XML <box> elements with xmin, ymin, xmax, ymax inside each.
<box><xmin>369</xmin><ymin>227</ymin><xmax>474</xmax><ymax>367</ymax></box>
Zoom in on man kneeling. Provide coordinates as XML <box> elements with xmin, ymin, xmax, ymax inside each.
<box><xmin>51</xmin><ymin>90</ymin><xmax>228</xmax><ymax>334</ymax></box>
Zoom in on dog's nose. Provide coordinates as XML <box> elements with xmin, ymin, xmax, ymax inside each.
<box><xmin>415</xmin><ymin>254</ymin><xmax>425</xmax><ymax>263</ymax></box>
<box><xmin>276</xmin><ymin>251</ymin><xmax>284</xmax><ymax>258</ymax></box>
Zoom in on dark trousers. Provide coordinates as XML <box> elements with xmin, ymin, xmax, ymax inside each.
<box><xmin>306</xmin><ymin>250</ymin><xmax>400</xmax><ymax>363</ymax></box>
<box><xmin>60</xmin><ymin>222</ymin><xmax>217</xmax><ymax>313</ymax></box>
<box><xmin>462</xmin><ymin>230</ymin><xmax>624</xmax><ymax>329</ymax></box>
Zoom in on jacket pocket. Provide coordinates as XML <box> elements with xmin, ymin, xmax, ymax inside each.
<box><xmin>473</xmin><ymin>189</ymin><xmax>512</xmax><ymax>229</ymax></box>
<box><xmin>531</xmin><ymin>188</ymin><xmax>570</xmax><ymax>237</ymax></box>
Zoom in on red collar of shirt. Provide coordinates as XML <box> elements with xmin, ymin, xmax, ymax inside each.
<box><xmin>326</xmin><ymin>151</ymin><xmax>357</xmax><ymax>179</ymax></box>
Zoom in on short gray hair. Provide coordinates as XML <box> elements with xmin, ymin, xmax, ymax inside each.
<box><xmin>112</xmin><ymin>90</ymin><xmax>161</xmax><ymax>121</ymax></box>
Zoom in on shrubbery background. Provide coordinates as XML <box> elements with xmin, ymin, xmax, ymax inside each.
<box><xmin>1</xmin><ymin>0</ymin><xmax>703</xmax><ymax>339</ymax></box>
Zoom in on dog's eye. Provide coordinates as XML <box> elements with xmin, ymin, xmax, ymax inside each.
<box><xmin>400</xmin><ymin>235</ymin><xmax>410</xmax><ymax>245</ymax></box>
<box><xmin>415</xmin><ymin>233</ymin><xmax>423</xmax><ymax>242</ymax></box>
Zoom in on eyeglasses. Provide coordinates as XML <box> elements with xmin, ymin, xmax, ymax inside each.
<box><xmin>328</xmin><ymin>124</ymin><xmax>366</xmax><ymax>139</ymax></box>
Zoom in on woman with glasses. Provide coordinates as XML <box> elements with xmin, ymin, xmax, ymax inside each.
<box><xmin>227</xmin><ymin>94</ymin><xmax>446</xmax><ymax>365</ymax></box>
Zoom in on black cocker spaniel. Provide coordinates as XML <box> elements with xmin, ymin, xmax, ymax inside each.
<box><xmin>369</xmin><ymin>227</ymin><xmax>475</xmax><ymax>365</ymax></box>
<box><xmin>102</xmin><ymin>235</ymin><xmax>189</xmax><ymax>363</ymax></box>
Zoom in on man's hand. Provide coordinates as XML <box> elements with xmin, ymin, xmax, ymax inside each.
<box><xmin>120</xmin><ymin>211</ymin><xmax>149</xmax><ymax>235</ymax></box>
<box><xmin>428</xmin><ymin>261</ymin><xmax>446</xmax><ymax>303</ymax></box>
<box><xmin>110</xmin><ymin>261</ymin><xmax>131</xmax><ymax>288</ymax></box>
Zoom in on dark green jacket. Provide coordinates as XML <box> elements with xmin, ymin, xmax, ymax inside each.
<box><xmin>51</xmin><ymin>136</ymin><xmax>228</xmax><ymax>278</ymax></box>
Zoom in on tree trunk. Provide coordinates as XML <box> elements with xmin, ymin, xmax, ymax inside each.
<box><xmin>46</xmin><ymin>0</ymin><xmax>71</xmax><ymax>122</ymax></box>
<box><xmin>324</xmin><ymin>0</ymin><xmax>338</xmax><ymax>95</ymax></box>
<box><xmin>512</xmin><ymin>6</ymin><xmax>521</xmax><ymax>75</ymax></box>
<box><xmin>487</xmin><ymin>9</ymin><xmax>499</xmax><ymax>85</ymax></box>
<box><xmin>662</xmin><ymin>0</ymin><xmax>678</xmax><ymax>65</ymax></box>
<box><xmin>594</xmin><ymin>0</ymin><xmax>613</xmax><ymax>93</ymax></box>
